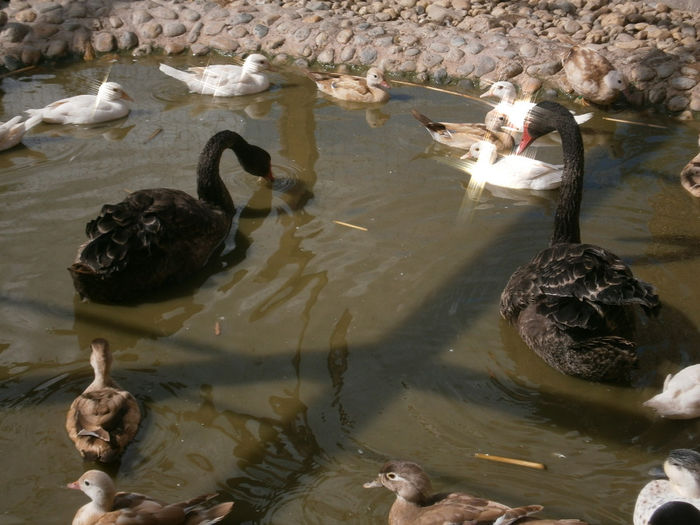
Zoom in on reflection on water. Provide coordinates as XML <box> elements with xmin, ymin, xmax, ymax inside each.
<box><xmin>0</xmin><ymin>56</ymin><xmax>699</xmax><ymax>524</ymax></box>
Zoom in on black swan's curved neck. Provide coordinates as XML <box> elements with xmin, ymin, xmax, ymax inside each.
<box><xmin>196</xmin><ymin>130</ymin><xmax>247</xmax><ymax>214</ymax></box>
<box><xmin>551</xmin><ymin>108</ymin><xmax>585</xmax><ymax>246</ymax></box>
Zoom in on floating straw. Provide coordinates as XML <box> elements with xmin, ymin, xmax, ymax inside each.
<box><xmin>474</xmin><ymin>453</ymin><xmax>546</xmax><ymax>470</ymax></box>
<box><xmin>144</xmin><ymin>127</ymin><xmax>163</xmax><ymax>144</ymax></box>
<box><xmin>332</xmin><ymin>220</ymin><xmax>368</xmax><ymax>232</ymax></box>
<box><xmin>602</xmin><ymin>117</ymin><xmax>667</xmax><ymax>129</ymax></box>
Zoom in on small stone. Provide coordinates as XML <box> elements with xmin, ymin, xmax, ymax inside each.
<box><xmin>109</xmin><ymin>16</ymin><xmax>123</xmax><ymax>29</ymax></box>
<box><xmin>163</xmin><ymin>22</ymin><xmax>186</xmax><ymax>37</ymax></box>
<box><xmin>65</xmin><ymin>4</ymin><xmax>86</xmax><ymax>18</ymax></box>
<box><xmin>648</xmin><ymin>85</ymin><xmax>666</xmax><ymax>105</ymax></box>
<box><xmin>270</xmin><ymin>37</ymin><xmax>284</xmax><ymax>49</ymax></box>
<box><xmin>670</xmin><ymin>76</ymin><xmax>697</xmax><ymax>90</ymax></box>
<box><xmin>132</xmin><ymin>43</ymin><xmax>153</xmax><ymax>57</ymax></box>
<box><xmin>398</xmin><ymin>60</ymin><xmax>417</xmax><ymax>72</ymax></box>
<box><xmin>426</xmin><ymin>5</ymin><xmax>452</xmax><ymax>24</ymax></box>
<box><xmin>308</xmin><ymin>1</ymin><xmax>330</xmax><ymax>10</ymax></box>
<box><xmin>15</xmin><ymin>9</ymin><xmax>36</xmax><ymax>23</ymax></box>
<box><xmin>473</xmin><ymin>55</ymin><xmax>496</xmax><ymax>76</ymax></box>
<box><xmin>519</xmin><ymin>43</ymin><xmax>537</xmax><ymax>58</ymax></box>
<box><xmin>336</xmin><ymin>28</ymin><xmax>353</xmax><ymax>44</ymax></box>
<box><xmin>117</xmin><ymin>31</ymin><xmax>138</xmax><ymax>50</ymax></box>
<box><xmin>432</xmin><ymin>68</ymin><xmax>448</xmax><ymax>83</ymax></box>
<box><xmin>520</xmin><ymin>76</ymin><xmax>542</xmax><ymax>94</ymax></box>
<box><xmin>32</xmin><ymin>23</ymin><xmax>59</xmax><ymax>38</ymax></box>
<box><xmin>405</xmin><ymin>47</ymin><xmax>420</xmax><ymax>56</ymax></box>
<box><xmin>151</xmin><ymin>6</ymin><xmax>177</xmax><ymax>20</ymax></box>
<box><xmin>20</xmin><ymin>46</ymin><xmax>41</xmax><ymax>65</ymax></box>
<box><xmin>359</xmin><ymin>47</ymin><xmax>377</xmax><ymax>64</ymax></box>
<box><xmin>93</xmin><ymin>31</ymin><xmax>115</xmax><ymax>52</ymax></box>
<box><xmin>630</xmin><ymin>65</ymin><xmax>655</xmax><ymax>82</ymax></box>
<box><xmin>181</xmin><ymin>9</ymin><xmax>200</xmax><ymax>22</ymax></box>
<box><xmin>253</xmin><ymin>24</ymin><xmax>268</xmax><ymax>38</ymax></box>
<box><xmin>191</xmin><ymin>43</ymin><xmax>210</xmax><ymax>56</ymax></box>
<box><xmin>317</xmin><ymin>49</ymin><xmax>334</xmax><ymax>63</ymax></box>
<box><xmin>655</xmin><ymin>61</ymin><xmax>676</xmax><ymax>79</ymax></box>
<box><xmin>429</xmin><ymin>42</ymin><xmax>449</xmax><ymax>53</ymax></box>
<box><xmin>466</xmin><ymin>41</ymin><xmax>484</xmax><ymax>54</ymax></box>
<box><xmin>3</xmin><ymin>54</ymin><xmax>22</xmax><ymax>70</ymax></box>
<box><xmin>614</xmin><ymin>39</ymin><xmax>643</xmax><ymax>50</ymax></box>
<box><xmin>232</xmin><ymin>13</ymin><xmax>253</xmax><ymax>25</ymax></box>
<box><xmin>666</xmin><ymin>95</ymin><xmax>688</xmax><ymax>112</ymax></box>
<box><xmin>36</xmin><ymin>2</ymin><xmax>60</xmax><ymax>14</ymax></box>
<box><xmin>340</xmin><ymin>46</ymin><xmax>355</xmax><ymax>61</ymax></box>
<box><xmin>45</xmin><ymin>38</ymin><xmax>68</xmax><ymax>58</ymax></box>
<box><xmin>421</xmin><ymin>53</ymin><xmax>443</xmax><ymax>68</ymax></box>
<box><xmin>229</xmin><ymin>26</ymin><xmax>248</xmax><ymax>39</ymax></box>
<box><xmin>206</xmin><ymin>7</ymin><xmax>229</xmax><ymax>20</ymax></box>
<box><xmin>456</xmin><ymin>62</ymin><xmax>475</xmax><ymax>76</ymax></box>
<box><xmin>294</xmin><ymin>26</ymin><xmax>310</xmax><ymax>41</ymax></box>
<box><xmin>188</xmin><ymin>21</ymin><xmax>202</xmax><ymax>43</ymax></box>
<box><xmin>204</xmin><ymin>22</ymin><xmax>225</xmax><ymax>36</ymax></box>
<box><xmin>132</xmin><ymin>10</ymin><xmax>152</xmax><ymax>25</ymax></box>
<box><xmin>210</xmin><ymin>37</ymin><xmax>237</xmax><ymax>52</ymax></box>
<box><xmin>1</xmin><ymin>23</ymin><xmax>30</xmax><ymax>42</ymax></box>
<box><xmin>599</xmin><ymin>13</ymin><xmax>625</xmax><ymax>27</ymax></box>
<box><xmin>141</xmin><ymin>21</ymin><xmax>162</xmax><ymax>39</ymax></box>
<box><xmin>164</xmin><ymin>42</ymin><xmax>185</xmax><ymax>55</ymax></box>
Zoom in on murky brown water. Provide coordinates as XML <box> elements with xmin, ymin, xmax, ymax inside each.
<box><xmin>0</xmin><ymin>55</ymin><xmax>699</xmax><ymax>524</ymax></box>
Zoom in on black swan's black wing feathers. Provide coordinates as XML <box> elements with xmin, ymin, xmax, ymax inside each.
<box><xmin>501</xmin><ymin>243</ymin><xmax>659</xmax><ymax>332</ymax></box>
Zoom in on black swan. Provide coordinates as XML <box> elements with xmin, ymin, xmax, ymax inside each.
<box><xmin>69</xmin><ymin>130</ymin><xmax>273</xmax><ymax>303</ymax></box>
<box><xmin>499</xmin><ymin>101</ymin><xmax>659</xmax><ymax>384</ymax></box>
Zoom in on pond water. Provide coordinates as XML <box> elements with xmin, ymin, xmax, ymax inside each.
<box><xmin>0</xmin><ymin>55</ymin><xmax>699</xmax><ymax>524</ymax></box>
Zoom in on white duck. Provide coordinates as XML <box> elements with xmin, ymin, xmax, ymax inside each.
<box><xmin>68</xmin><ymin>469</ymin><xmax>234</xmax><ymax>525</ymax></box>
<box><xmin>462</xmin><ymin>139</ymin><xmax>563</xmax><ymax>190</ymax></box>
<box><xmin>634</xmin><ymin>449</ymin><xmax>700</xmax><ymax>525</ymax></box>
<box><xmin>0</xmin><ymin>114</ymin><xmax>42</xmax><ymax>150</ymax></box>
<box><xmin>480</xmin><ymin>81</ymin><xmax>593</xmax><ymax>132</ymax></box>
<box><xmin>643</xmin><ymin>364</ymin><xmax>700</xmax><ymax>419</ymax></box>
<box><xmin>26</xmin><ymin>81</ymin><xmax>133</xmax><ymax>125</ymax></box>
<box><xmin>159</xmin><ymin>54</ymin><xmax>271</xmax><ymax>96</ymax></box>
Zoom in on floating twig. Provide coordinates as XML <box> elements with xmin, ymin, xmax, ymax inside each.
<box><xmin>332</xmin><ymin>220</ymin><xmax>368</xmax><ymax>232</ymax></box>
<box><xmin>0</xmin><ymin>65</ymin><xmax>36</xmax><ymax>79</ymax></box>
<box><xmin>389</xmin><ymin>78</ymin><xmax>488</xmax><ymax>103</ymax></box>
<box><xmin>474</xmin><ymin>453</ymin><xmax>546</xmax><ymax>470</ymax></box>
<box><xmin>144</xmin><ymin>127</ymin><xmax>163</xmax><ymax>144</ymax></box>
<box><xmin>602</xmin><ymin>117</ymin><xmax>667</xmax><ymax>129</ymax></box>
<box><xmin>214</xmin><ymin>321</ymin><xmax>222</xmax><ymax>336</ymax></box>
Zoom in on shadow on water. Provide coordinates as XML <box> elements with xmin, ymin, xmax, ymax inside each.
<box><xmin>1</xmin><ymin>60</ymin><xmax>700</xmax><ymax>524</ymax></box>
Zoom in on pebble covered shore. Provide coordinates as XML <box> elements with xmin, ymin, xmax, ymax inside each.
<box><xmin>0</xmin><ymin>0</ymin><xmax>698</xmax><ymax>117</ymax></box>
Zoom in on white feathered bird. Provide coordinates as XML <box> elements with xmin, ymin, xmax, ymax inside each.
<box><xmin>0</xmin><ymin>114</ymin><xmax>42</xmax><ymax>150</ymax></box>
<box><xmin>481</xmin><ymin>81</ymin><xmax>593</xmax><ymax>132</ymax></box>
<box><xmin>159</xmin><ymin>54</ymin><xmax>272</xmax><ymax>96</ymax></box>
<box><xmin>26</xmin><ymin>81</ymin><xmax>132</xmax><ymax>125</ymax></box>
<box><xmin>643</xmin><ymin>364</ymin><xmax>700</xmax><ymax>419</ymax></box>
<box><xmin>462</xmin><ymin>140</ymin><xmax>563</xmax><ymax>190</ymax></box>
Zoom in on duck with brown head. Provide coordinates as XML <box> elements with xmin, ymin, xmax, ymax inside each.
<box><xmin>364</xmin><ymin>460</ymin><xmax>586</xmax><ymax>524</ymax></box>
<box><xmin>499</xmin><ymin>101</ymin><xmax>659</xmax><ymax>384</ymax></box>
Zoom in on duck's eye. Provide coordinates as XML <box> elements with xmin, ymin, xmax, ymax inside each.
<box><xmin>387</xmin><ymin>472</ymin><xmax>397</xmax><ymax>480</ymax></box>
<box><xmin>84</xmin><ymin>480</ymin><xmax>90</xmax><ymax>486</ymax></box>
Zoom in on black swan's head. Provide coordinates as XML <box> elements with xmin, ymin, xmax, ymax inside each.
<box><xmin>517</xmin><ymin>101</ymin><xmax>576</xmax><ymax>154</ymax></box>
<box><xmin>238</xmin><ymin>142</ymin><xmax>274</xmax><ymax>182</ymax></box>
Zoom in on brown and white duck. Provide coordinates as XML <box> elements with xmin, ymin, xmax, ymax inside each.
<box><xmin>307</xmin><ymin>67</ymin><xmax>391</xmax><ymax>103</ymax></box>
<box><xmin>499</xmin><ymin>101</ymin><xmax>659</xmax><ymax>383</ymax></box>
<box><xmin>65</xmin><ymin>338</ymin><xmax>140</xmax><ymax>463</ymax></box>
<box><xmin>68</xmin><ymin>469</ymin><xmax>233</xmax><ymax>525</ymax></box>
<box><xmin>680</xmin><ymin>133</ymin><xmax>700</xmax><ymax>197</ymax></box>
<box><xmin>562</xmin><ymin>46</ymin><xmax>628</xmax><ymax>105</ymax></box>
<box><xmin>411</xmin><ymin>109</ymin><xmax>515</xmax><ymax>153</ymax></box>
<box><xmin>68</xmin><ymin>130</ymin><xmax>273</xmax><ymax>303</ymax></box>
<box><xmin>364</xmin><ymin>460</ymin><xmax>587</xmax><ymax>524</ymax></box>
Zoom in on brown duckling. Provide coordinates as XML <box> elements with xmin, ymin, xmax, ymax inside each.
<box><xmin>364</xmin><ymin>460</ymin><xmax>586</xmax><ymax>524</ymax></box>
<box><xmin>307</xmin><ymin>67</ymin><xmax>391</xmax><ymax>103</ymax></box>
<box><xmin>411</xmin><ymin>109</ymin><xmax>515</xmax><ymax>153</ymax></box>
<box><xmin>65</xmin><ymin>338</ymin><xmax>140</xmax><ymax>463</ymax></box>
<box><xmin>68</xmin><ymin>469</ymin><xmax>233</xmax><ymax>524</ymax></box>
<box><xmin>562</xmin><ymin>46</ymin><xmax>628</xmax><ymax>106</ymax></box>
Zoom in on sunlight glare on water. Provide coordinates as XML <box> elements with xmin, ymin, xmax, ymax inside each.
<box><xmin>0</xmin><ymin>56</ymin><xmax>698</xmax><ymax>524</ymax></box>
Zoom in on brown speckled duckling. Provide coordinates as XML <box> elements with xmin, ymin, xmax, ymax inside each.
<box><xmin>307</xmin><ymin>67</ymin><xmax>391</xmax><ymax>103</ymax></box>
<box><xmin>364</xmin><ymin>460</ymin><xmax>588</xmax><ymax>525</ymax></box>
<box><xmin>68</xmin><ymin>469</ymin><xmax>233</xmax><ymax>525</ymax></box>
<box><xmin>65</xmin><ymin>338</ymin><xmax>140</xmax><ymax>463</ymax></box>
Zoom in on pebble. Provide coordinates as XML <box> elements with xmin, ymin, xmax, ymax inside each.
<box><xmin>0</xmin><ymin>0</ymin><xmax>697</xmax><ymax>116</ymax></box>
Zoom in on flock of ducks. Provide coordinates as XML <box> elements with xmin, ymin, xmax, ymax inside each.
<box><xmin>1</xmin><ymin>44</ymin><xmax>698</xmax><ymax>524</ymax></box>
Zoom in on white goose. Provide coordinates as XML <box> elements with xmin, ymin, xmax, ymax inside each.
<box><xmin>480</xmin><ymin>81</ymin><xmax>593</xmax><ymax>132</ymax></box>
<box><xmin>0</xmin><ymin>114</ymin><xmax>42</xmax><ymax>150</ymax></box>
<box><xmin>643</xmin><ymin>364</ymin><xmax>700</xmax><ymax>419</ymax></box>
<box><xmin>159</xmin><ymin>54</ymin><xmax>271</xmax><ymax>96</ymax></box>
<box><xmin>462</xmin><ymin>140</ymin><xmax>563</xmax><ymax>190</ymax></box>
<box><xmin>26</xmin><ymin>81</ymin><xmax>132</xmax><ymax>125</ymax></box>
<box><xmin>634</xmin><ymin>449</ymin><xmax>700</xmax><ymax>525</ymax></box>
